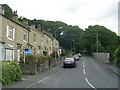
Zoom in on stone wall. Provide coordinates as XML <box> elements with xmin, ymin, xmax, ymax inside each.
<box><xmin>20</xmin><ymin>57</ymin><xmax>64</xmax><ymax>75</ymax></box>
<box><xmin>93</xmin><ymin>53</ymin><xmax>110</xmax><ymax>63</ymax></box>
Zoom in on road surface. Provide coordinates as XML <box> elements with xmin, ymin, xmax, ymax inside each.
<box><xmin>3</xmin><ymin>56</ymin><xmax>119</xmax><ymax>89</ymax></box>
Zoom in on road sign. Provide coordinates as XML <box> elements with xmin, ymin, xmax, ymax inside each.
<box><xmin>24</xmin><ymin>49</ymin><xmax>32</xmax><ymax>55</ymax></box>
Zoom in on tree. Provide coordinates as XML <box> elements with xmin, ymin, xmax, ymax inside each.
<box><xmin>80</xmin><ymin>25</ymin><xmax>118</xmax><ymax>55</ymax></box>
<box><xmin>114</xmin><ymin>46</ymin><xmax>120</xmax><ymax>67</ymax></box>
<box><xmin>2</xmin><ymin>4</ymin><xmax>13</xmax><ymax>18</ymax></box>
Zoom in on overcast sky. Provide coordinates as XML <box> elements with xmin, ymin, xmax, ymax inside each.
<box><xmin>0</xmin><ymin>0</ymin><xmax>119</xmax><ymax>35</ymax></box>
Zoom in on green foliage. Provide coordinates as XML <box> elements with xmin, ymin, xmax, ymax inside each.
<box><xmin>25</xmin><ymin>54</ymin><xmax>37</xmax><ymax>63</ymax></box>
<box><xmin>2</xmin><ymin>4</ymin><xmax>13</xmax><ymax>18</ymax></box>
<box><xmin>114</xmin><ymin>46</ymin><xmax>120</xmax><ymax>67</ymax></box>
<box><xmin>80</xmin><ymin>25</ymin><xmax>118</xmax><ymax>55</ymax></box>
<box><xmin>1</xmin><ymin>61</ymin><xmax>22</xmax><ymax>85</ymax></box>
<box><xmin>43</xmin><ymin>51</ymin><xmax>48</xmax><ymax>56</ymax></box>
<box><xmin>60</xmin><ymin>51</ymin><xmax>72</xmax><ymax>57</ymax></box>
<box><xmin>20</xmin><ymin>54</ymin><xmax>52</xmax><ymax>64</ymax></box>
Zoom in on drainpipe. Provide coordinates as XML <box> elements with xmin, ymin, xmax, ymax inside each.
<box><xmin>27</xmin><ymin>26</ymin><xmax>31</xmax><ymax>49</ymax></box>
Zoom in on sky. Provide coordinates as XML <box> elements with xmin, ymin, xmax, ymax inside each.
<box><xmin>0</xmin><ymin>0</ymin><xmax>119</xmax><ymax>35</ymax></box>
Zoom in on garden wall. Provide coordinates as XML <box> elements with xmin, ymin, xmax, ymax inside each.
<box><xmin>20</xmin><ymin>57</ymin><xmax>63</xmax><ymax>75</ymax></box>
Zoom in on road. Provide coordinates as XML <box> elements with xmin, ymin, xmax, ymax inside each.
<box><xmin>3</xmin><ymin>56</ymin><xmax>119</xmax><ymax>89</ymax></box>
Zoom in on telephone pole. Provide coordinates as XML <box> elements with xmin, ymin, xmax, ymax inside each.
<box><xmin>96</xmin><ymin>33</ymin><xmax>99</xmax><ymax>52</ymax></box>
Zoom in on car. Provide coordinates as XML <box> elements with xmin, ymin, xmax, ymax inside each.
<box><xmin>74</xmin><ymin>55</ymin><xmax>80</xmax><ymax>61</ymax></box>
<box><xmin>77</xmin><ymin>53</ymin><xmax>81</xmax><ymax>57</ymax></box>
<box><xmin>63</xmin><ymin>57</ymin><xmax>77</xmax><ymax>68</ymax></box>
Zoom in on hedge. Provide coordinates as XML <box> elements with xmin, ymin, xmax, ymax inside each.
<box><xmin>0</xmin><ymin>61</ymin><xmax>22</xmax><ymax>85</ymax></box>
<box><xmin>19</xmin><ymin>54</ymin><xmax>52</xmax><ymax>64</ymax></box>
<box><xmin>114</xmin><ymin>46</ymin><xmax>120</xmax><ymax>67</ymax></box>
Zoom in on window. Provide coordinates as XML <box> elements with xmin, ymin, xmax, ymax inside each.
<box><xmin>46</xmin><ymin>38</ymin><xmax>48</xmax><ymax>44</ymax></box>
<box><xmin>0</xmin><ymin>44</ymin><xmax>2</xmax><ymax>61</ymax></box>
<box><xmin>41</xmin><ymin>37</ymin><xmax>43</xmax><ymax>43</ymax></box>
<box><xmin>34</xmin><ymin>34</ymin><xmax>36</xmax><ymax>43</ymax></box>
<box><xmin>23</xmin><ymin>31</ymin><xmax>27</xmax><ymax>41</ymax></box>
<box><xmin>38</xmin><ymin>46</ymin><xmax>41</xmax><ymax>54</ymax></box>
<box><xmin>6</xmin><ymin>25</ymin><xmax>15</xmax><ymax>40</ymax></box>
<box><xmin>5</xmin><ymin>49</ymin><xmax>14</xmax><ymax>61</ymax></box>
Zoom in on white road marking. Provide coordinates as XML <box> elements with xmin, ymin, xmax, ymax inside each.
<box><xmin>27</xmin><ymin>82</ymin><xmax>37</xmax><ymax>88</ymax></box>
<box><xmin>27</xmin><ymin>76</ymin><xmax>50</xmax><ymax>88</ymax></box>
<box><xmin>38</xmin><ymin>76</ymin><xmax>49</xmax><ymax>82</ymax></box>
<box><xmin>83</xmin><ymin>69</ymin><xmax>85</xmax><ymax>74</ymax></box>
<box><xmin>26</xmin><ymin>67</ymin><xmax>62</xmax><ymax>88</ymax></box>
<box><xmin>83</xmin><ymin>64</ymin><xmax>85</xmax><ymax>68</ymax></box>
<box><xmin>83</xmin><ymin>62</ymin><xmax>84</xmax><ymax>64</ymax></box>
<box><xmin>85</xmin><ymin>78</ymin><xmax>96</xmax><ymax>89</ymax></box>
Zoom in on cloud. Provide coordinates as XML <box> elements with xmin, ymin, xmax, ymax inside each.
<box><xmin>0</xmin><ymin>0</ymin><xmax>119</xmax><ymax>34</ymax></box>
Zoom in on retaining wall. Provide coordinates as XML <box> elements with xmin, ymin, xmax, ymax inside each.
<box><xmin>93</xmin><ymin>53</ymin><xmax>110</xmax><ymax>63</ymax></box>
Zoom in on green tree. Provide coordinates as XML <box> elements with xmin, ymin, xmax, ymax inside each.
<box><xmin>114</xmin><ymin>46</ymin><xmax>120</xmax><ymax>67</ymax></box>
<box><xmin>2</xmin><ymin>4</ymin><xmax>13</xmax><ymax>18</ymax></box>
<box><xmin>80</xmin><ymin>25</ymin><xmax>118</xmax><ymax>55</ymax></box>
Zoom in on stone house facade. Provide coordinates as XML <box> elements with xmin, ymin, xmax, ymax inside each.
<box><xmin>0</xmin><ymin>5</ymin><xmax>59</xmax><ymax>62</ymax></box>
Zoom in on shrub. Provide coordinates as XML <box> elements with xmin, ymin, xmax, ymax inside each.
<box><xmin>0</xmin><ymin>61</ymin><xmax>22</xmax><ymax>85</ymax></box>
<box><xmin>37</xmin><ymin>55</ymin><xmax>52</xmax><ymax>63</ymax></box>
<box><xmin>19</xmin><ymin>54</ymin><xmax>37</xmax><ymax>64</ymax></box>
<box><xmin>114</xmin><ymin>46</ymin><xmax>120</xmax><ymax>67</ymax></box>
<box><xmin>60</xmin><ymin>51</ymin><xmax>70</xmax><ymax>56</ymax></box>
<box><xmin>43</xmin><ymin>51</ymin><xmax>48</xmax><ymax>56</ymax></box>
<box><xmin>19</xmin><ymin>54</ymin><xmax>53</xmax><ymax>64</ymax></box>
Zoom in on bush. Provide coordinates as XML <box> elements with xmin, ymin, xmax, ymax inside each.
<box><xmin>114</xmin><ymin>46</ymin><xmax>120</xmax><ymax>67</ymax></box>
<box><xmin>19</xmin><ymin>54</ymin><xmax>37</xmax><ymax>64</ymax></box>
<box><xmin>20</xmin><ymin>54</ymin><xmax>53</xmax><ymax>64</ymax></box>
<box><xmin>37</xmin><ymin>55</ymin><xmax>52</xmax><ymax>64</ymax></box>
<box><xmin>60</xmin><ymin>51</ymin><xmax>71</xmax><ymax>56</ymax></box>
<box><xmin>43</xmin><ymin>51</ymin><xmax>48</xmax><ymax>56</ymax></box>
<box><xmin>0</xmin><ymin>61</ymin><xmax>22</xmax><ymax>85</ymax></box>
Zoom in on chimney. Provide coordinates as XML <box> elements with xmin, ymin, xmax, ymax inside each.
<box><xmin>37</xmin><ymin>24</ymin><xmax>42</xmax><ymax>31</ymax></box>
<box><xmin>22</xmin><ymin>19</ymin><xmax>28</xmax><ymax>25</ymax></box>
<box><xmin>12</xmin><ymin>10</ymin><xmax>18</xmax><ymax>21</ymax></box>
<box><xmin>0</xmin><ymin>4</ymin><xmax>5</xmax><ymax>15</ymax></box>
<box><xmin>31</xmin><ymin>24</ymin><xmax>35</xmax><ymax>29</ymax></box>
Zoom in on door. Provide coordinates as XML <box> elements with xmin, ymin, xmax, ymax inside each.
<box><xmin>17</xmin><ymin>47</ymin><xmax>20</xmax><ymax>63</ymax></box>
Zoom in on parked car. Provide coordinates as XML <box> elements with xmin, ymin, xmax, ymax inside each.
<box><xmin>74</xmin><ymin>55</ymin><xmax>80</xmax><ymax>61</ymax></box>
<box><xmin>77</xmin><ymin>53</ymin><xmax>81</xmax><ymax>57</ymax></box>
<box><xmin>63</xmin><ymin>57</ymin><xmax>77</xmax><ymax>68</ymax></box>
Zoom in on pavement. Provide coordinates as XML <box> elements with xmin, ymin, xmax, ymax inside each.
<box><xmin>106</xmin><ymin>63</ymin><xmax>120</xmax><ymax>76</ymax></box>
<box><xmin>93</xmin><ymin>56</ymin><xmax>120</xmax><ymax>76</ymax></box>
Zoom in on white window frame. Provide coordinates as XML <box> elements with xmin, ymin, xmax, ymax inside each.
<box><xmin>5</xmin><ymin>49</ymin><xmax>14</xmax><ymax>61</ymax></box>
<box><xmin>6</xmin><ymin>25</ymin><xmax>15</xmax><ymax>40</ymax></box>
<box><xmin>34</xmin><ymin>34</ymin><xmax>36</xmax><ymax>43</ymax></box>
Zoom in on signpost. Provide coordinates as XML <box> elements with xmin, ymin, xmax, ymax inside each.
<box><xmin>24</xmin><ymin>48</ymin><xmax>32</xmax><ymax>64</ymax></box>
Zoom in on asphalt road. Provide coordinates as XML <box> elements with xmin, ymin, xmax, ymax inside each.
<box><xmin>3</xmin><ymin>56</ymin><xmax>119</xmax><ymax>89</ymax></box>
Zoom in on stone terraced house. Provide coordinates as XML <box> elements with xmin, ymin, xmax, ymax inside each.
<box><xmin>0</xmin><ymin>5</ymin><xmax>60</xmax><ymax>62</ymax></box>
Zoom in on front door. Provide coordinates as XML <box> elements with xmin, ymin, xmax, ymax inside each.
<box><xmin>17</xmin><ymin>47</ymin><xmax>21</xmax><ymax>63</ymax></box>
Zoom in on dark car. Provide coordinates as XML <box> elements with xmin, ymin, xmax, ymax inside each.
<box><xmin>63</xmin><ymin>58</ymin><xmax>77</xmax><ymax>68</ymax></box>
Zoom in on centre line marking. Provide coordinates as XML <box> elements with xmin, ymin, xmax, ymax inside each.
<box><xmin>83</xmin><ymin>62</ymin><xmax>84</xmax><ymax>65</ymax></box>
<box><xmin>85</xmin><ymin>78</ymin><xmax>96</xmax><ymax>89</ymax></box>
<box><xmin>83</xmin><ymin>69</ymin><xmax>85</xmax><ymax>74</ymax></box>
<box><xmin>83</xmin><ymin>64</ymin><xmax>85</xmax><ymax>68</ymax></box>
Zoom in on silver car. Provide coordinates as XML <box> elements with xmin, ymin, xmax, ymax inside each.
<box><xmin>63</xmin><ymin>58</ymin><xmax>77</xmax><ymax>68</ymax></box>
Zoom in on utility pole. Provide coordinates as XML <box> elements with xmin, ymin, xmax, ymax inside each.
<box><xmin>96</xmin><ymin>33</ymin><xmax>99</xmax><ymax>52</ymax></box>
<box><xmin>55</xmin><ymin>30</ymin><xmax>56</xmax><ymax>60</ymax></box>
